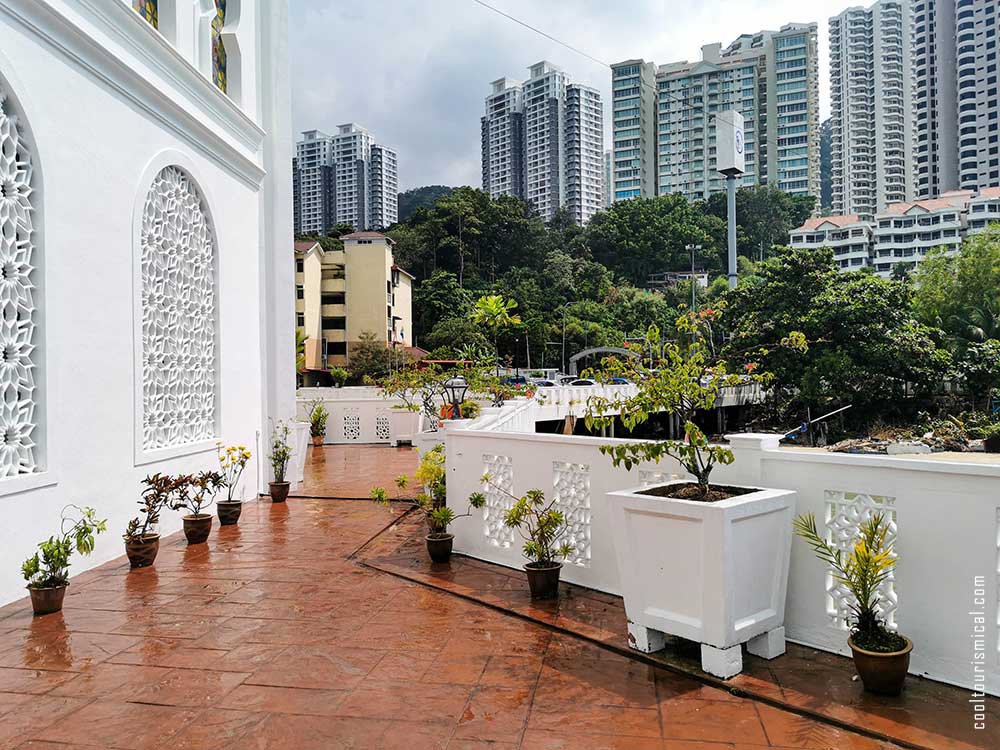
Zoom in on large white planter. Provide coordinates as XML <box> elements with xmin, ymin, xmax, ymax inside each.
<box><xmin>607</xmin><ymin>480</ymin><xmax>797</xmax><ymax>679</ymax></box>
<box><xmin>388</xmin><ymin>409</ymin><xmax>421</xmax><ymax>447</ymax></box>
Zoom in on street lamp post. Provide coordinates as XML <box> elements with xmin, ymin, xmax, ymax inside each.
<box><xmin>685</xmin><ymin>244</ymin><xmax>702</xmax><ymax>314</ymax></box>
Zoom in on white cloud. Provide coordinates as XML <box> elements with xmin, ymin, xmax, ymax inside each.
<box><xmin>291</xmin><ymin>0</ymin><xmax>856</xmax><ymax>190</ymax></box>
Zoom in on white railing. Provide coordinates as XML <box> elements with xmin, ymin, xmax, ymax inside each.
<box><xmin>296</xmin><ymin>388</ymin><xmax>400</xmax><ymax>444</ymax></box>
<box><xmin>444</xmin><ymin>427</ymin><xmax>1000</xmax><ymax>695</ymax></box>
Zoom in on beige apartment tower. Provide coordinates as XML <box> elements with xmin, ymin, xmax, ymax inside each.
<box><xmin>295</xmin><ymin>232</ymin><xmax>413</xmax><ymax>372</ymax></box>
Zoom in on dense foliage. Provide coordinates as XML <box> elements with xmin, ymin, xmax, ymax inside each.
<box><xmin>397</xmin><ymin>185</ymin><xmax>455</xmax><ymax>222</ymax></box>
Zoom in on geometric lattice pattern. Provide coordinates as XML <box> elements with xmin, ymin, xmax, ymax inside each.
<box><xmin>375</xmin><ymin>412</ymin><xmax>390</xmax><ymax>441</ymax></box>
<box><xmin>0</xmin><ymin>85</ymin><xmax>39</xmax><ymax>477</ymax></box>
<box><xmin>482</xmin><ymin>453</ymin><xmax>514</xmax><ymax>549</ymax></box>
<box><xmin>823</xmin><ymin>490</ymin><xmax>898</xmax><ymax>631</ymax></box>
<box><xmin>552</xmin><ymin>461</ymin><xmax>591</xmax><ymax>567</ymax></box>
<box><xmin>343</xmin><ymin>409</ymin><xmax>361</xmax><ymax>441</ymax></box>
<box><xmin>140</xmin><ymin>166</ymin><xmax>217</xmax><ymax>451</ymax></box>
<box><xmin>638</xmin><ymin>469</ymin><xmax>684</xmax><ymax>487</ymax></box>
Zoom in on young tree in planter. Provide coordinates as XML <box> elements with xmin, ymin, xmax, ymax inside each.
<box><xmin>793</xmin><ymin>511</ymin><xmax>910</xmax><ymax>695</ymax></box>
<box><xmin>585</xmin><ymin>318</ymin><xmax>790</xmax><ymax>500</ymax></box>
<box><xmin>268</xmin><ymin>420</ymin><xmax>293</xmax><ymax>503</ymax></box>
<box><xmin>123</xmin><ymin>474</ymin><xmax>176</xmax><ymax>568</ymax></box>
<box><xmin>308</xmin><ymin>400</ymin><xmax>329</xmax><ymax>447</ymax></box>
<box><xmin>169</xmin><ymin>471</ymin><xmax>225</xmax><ymax>545</ymax></box>
<box><xmin>370</xmin><ymin>445</ymin><xmax>485</xmax><ymax>562</ymax></box>
<box><xmin>23</xmin><ymin>506</ymin><xmax>107</xmax><ymax>615</ymax></box>
<box><xmin>216</xmin><ymin>444</ymin><xmax>252</xmax><ymax>526</ymax></box>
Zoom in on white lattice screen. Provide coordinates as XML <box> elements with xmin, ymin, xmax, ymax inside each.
<box><xmin>140</xmin><ymin>166</ymin><xmax>217</xmax><ymax>450</ymax></box>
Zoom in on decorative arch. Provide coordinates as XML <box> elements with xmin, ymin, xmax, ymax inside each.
<box><xmin>568</xmin><ymin>347</ymin><xmax>639</xmax><ymax>376</ymax></box>
<box><xmin>134</xmin><ymin>156</ymin><xmax>219</xmax><ymax>459</ymax></box>
<box><xmin>0</xmin><ymin>74</ymin><xmax>42</xmax><ymax>479</ymax></box>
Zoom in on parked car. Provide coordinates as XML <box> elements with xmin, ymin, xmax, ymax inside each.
<box><xmin>501</xmin><ymin>375</ymin><xmax>528</xmax><ymax>386</ymax></box>
<box><xmin>558</xmin><ymin>376</ymin><xmax>576</xmax><ymax>385</ymax></box>
<box><xmin>569</xmin><ymin>379</ymin><xmax>595</xmax><ymax>386</ymax></box>
<box><xmin>609</xmin><ymin>377</ymin><xmax>630</xmax><ymax>385</ymax></box>
<box><xmin>532</xmin><ymin>380</ymin><xmax>557</xmax><ymax>387</ymax></box>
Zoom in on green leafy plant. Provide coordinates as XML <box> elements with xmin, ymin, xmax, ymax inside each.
<box><xmin>328</xmin><ymin>366</ymin><xmax>349</xmax><ymax>387</ymax></box>
<box><xmin>370</xmin><ymin>445</ymin><xmax>484</xmax><ymax>537</ymax></box>
<box><xmin>217</xmin><ymin>443</ymin><xmax>252</xmax><ymax>502</ymax></box>
<box><xmin>585</xmin><ymin>320</ymin><xmax>781</xmax><ymax>499</ymax></box>
<box><xmin>308</xmin><ymin>400</ymin><xmax>329</xmax><ymax>438</ymax></box>
<box><xmin>459</xmin><ymin>400</ymin><xmax>481</xmax><ymax>420</ymax></box>
<box><xmin>497</xmin><ymin>486</ymin><xmax>573</xmax><ymax>565</ymax></box>
<box><xmin>168</xmin><ymin>472</ymin><xmax>225</xmax><ymax>517</ymax></box>
<box><xmin>23</xmin><ymin>506</ymin><xmax>107</xmax><ymax>589</ymax></box>
<box><xmin>793</xmin><ymin>511</ymin><xmax>906</xmax><ymax>652</ymax></box>
<box><xmin>269</xmin><ymin>420</ymin><xmax>293</xmax><ymax>483</ymax></box>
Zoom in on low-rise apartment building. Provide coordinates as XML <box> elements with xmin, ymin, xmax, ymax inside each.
<box><xmin>295</xmin><ymin>232</ymin><xmax>413</xmax><ymax>372</ymax></box>
<box><xmin>789</xmin><ymin>188</ymin><xmax>1000</xmax><ymax>276</ymax></box>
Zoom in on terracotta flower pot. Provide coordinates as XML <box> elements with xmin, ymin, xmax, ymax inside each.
<box><xmin>311</xmin><ymin>435</ymin><xmax>324</xmax><ymax>447</ymax></box>
<box><xmin>848</xmin><ymin>635</ymin><xmax>913</xmax><ymax>695</ymax></box>
<box><xmin>29</xmin><ymin>584</ymin><xmax>67</xmax><ymax>616</ymax></box>
<box><xmin>269</xmin><ymin>481</ymin><xmax>290</xmax><ymax>503</ymax></box>
<box><xmin>425</xmin><ymin>533</ymin><xmax>454</xmax><ymax>563</ymax></box>
<box><xmin>524</xmin><ymin>561</ymin><xmax>562</xmax><ymax>600</ymax></box>
<box><xmin>216</xmin><ymin>501</ymin><xmax>242</xmax><ymax>526</ymax></box>
<box><xmin>183</xmin><ymin>514</ymin><xmax>213</xmax><ymax>545</ymax></box>
<box><xmin>125</xmin><ymin>534</ymin><xmax>160</xmax><ymax>568</ymax></box>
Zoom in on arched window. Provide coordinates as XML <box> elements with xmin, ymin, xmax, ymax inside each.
<box><xmin>139</xmin><ymin>165</ymin><xmax>217</xmax><ymax>451</ymax></box>
<box><xmin>0</xmin><ymin>79</ymin><xmax>41</xmax><ymax>478</ymax></box>
<box><xmin>212</xmin><ymin>0</ymin><xmax>227</xmax><ymax>93</ymax></box>
<box><xmin>132</xmin><ymin>0</ymin><xmax>158</xmax><ymax>28</ymax></box>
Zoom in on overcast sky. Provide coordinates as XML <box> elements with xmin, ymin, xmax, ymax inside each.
<box><xmin>290</xmin><ymin>0</ymin><xmax>854</xmax><ymax>191</ymax></box>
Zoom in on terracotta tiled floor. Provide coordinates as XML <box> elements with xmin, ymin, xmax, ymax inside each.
<box><xmin>291</xmin><ymin>444</ymin><xmax>420</xmax><ymax>499</ymax></box>
<box><xmin>0</xmin><ymin>494</ymin><xmax>910</xmax><ymax>750</ymax></box>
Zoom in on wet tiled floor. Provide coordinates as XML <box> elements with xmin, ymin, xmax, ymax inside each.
<box><xmin>0</xmin><ymin>446</ymin><xmax>987</xmax><ymax>749</ymax></box>
<box><xmin>291</xmin><ymin>444</ymin><xmax>420</xmax><ymax>499</ymax></box>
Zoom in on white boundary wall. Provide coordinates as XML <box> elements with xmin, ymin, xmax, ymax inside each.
<box><xmin>445</xmin><ymin>427</ymin><xmax>1000</xmax><ymax>695</ymax></box>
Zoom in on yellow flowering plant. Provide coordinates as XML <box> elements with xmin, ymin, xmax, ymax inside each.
<box><xmin>217</xmin><ymin>443</ymin><xmax>252</xmax><ymax>503</ymax></box>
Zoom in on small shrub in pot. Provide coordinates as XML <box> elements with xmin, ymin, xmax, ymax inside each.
<box><xmin>480</xmin><ymin>480</ymin><xmax>573</xmax><ymax>599</ymax></box>
<box><xmin>23</xmin><ymin>506</ymin><xmax>107</xmax><ymax>615</ymax></box>
<box><xmin>216</xmin><ymin>443</ymin><xmax>252</xmax><ymax>526</ymax></box>
<box><xmin>329</xmin><ymin>366</ymin><xmax>349</xmax><ymax>388</ymax></box>
<box><xmin>124</xmin><ymin>475</ymin><xmax>173</xmax><ymax>567</ymax></box>
<box><xmin>308</xmin><ymin>400</ymin><xmax>328</xmax><ymax>447</ymax></box>
<box><xmin>170</xmin><ymin>471</ymin><xmax>224</xmax><ymax>544</ymax></box>
<box><xmin>370</xmin><ymin>445</ymin><xmax>484</xmax><ymax>563</ymax></box>
<box><xmin>268</xmin><ymin>420</ymin><xmax>293</xmax><ymax>503</ymax></box>
<box><xmin>794</xmin><ymin>511</ymin><xmax>911</xmax><ymax>695</ymax></box>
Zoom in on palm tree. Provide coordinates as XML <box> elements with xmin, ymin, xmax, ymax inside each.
<box><xmin>470</xmin><ymin>295</ymin><xmax>522</xmax><ymax>370</ymax></box>
<box><xmin>295</xmin><ymin>329</ymin><xmax>308</xmax><ymax>372</ymax></box>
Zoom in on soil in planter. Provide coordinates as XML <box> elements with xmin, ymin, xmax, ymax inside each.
<box><xmin>638</xmin><ymin>482</ymin><xmax>758</xmax><ymax>502</ymax></box>
<box><xmin>852</xmin><ymin>627</ymin><xmax>909</xmax><ymax>653</ymax></box>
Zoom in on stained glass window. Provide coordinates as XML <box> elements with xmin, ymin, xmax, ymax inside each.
<box><xmin>132</xmin><ymin>0</ymin><xmax>158</xmax><ymax>29</ymax></box>
<box><xmin>212</xmin><ymin>0</ymin><xmax>227</xmax><ymax>94</ymax></box>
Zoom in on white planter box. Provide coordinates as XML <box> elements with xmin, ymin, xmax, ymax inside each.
<box><xmin>607</xmin><ymin>480</ymin><xmax>797</xmax><ymax>678</ymax></box>
<box><xmin>388</xmin><ymin>409</ymin><xmax>421</xmax><ymax>447</ymax></box>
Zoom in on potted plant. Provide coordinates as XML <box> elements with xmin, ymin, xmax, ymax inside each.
<box><xmin>268</xmin><ymin>420</ymin><xmax>292</xmax><ymax>503</ymax></box>
<box><xmin>794</xmin><ymin>511</ymin><xmax>911</xmax><ymax>695</ymax></box>
<box><xmin>169</xmin><ymin>471</ymin><xmax>224</xmax><ymax>544</ymax></box>
<box><xmin>124</xmin><ymin>474</ymin><xmax>173</xmax><ymax>567</ymax></box>
<box><xmin>216</xmin><ymin>444</ymin><xmax>251</xmax><ymax>526</ymax></box>
<box><xmin>980</xmin><ymin>422</ymin><xmax>1000</xmax><ymax>453</ymax></box>
<box><xmin>308</xmin><ymin>400</ymin><xmax>328</xmax><ymax>447</ymax></box>
<box><xmin>329</xmin><ymin>366</ymin><xmax>349</xmax><ymax>388</ymax></box>
<box><xmin>587</xmin><ymin>321</ymin><xmax>801</xmax><ymax>677</ymax></box>
<box><xmin>370</xmin><ymin>445</ymin><xmax>485</xmax><ymax>562</ymax></box>
<box><xmin>495</xmin><ymin>486</ymin><xmax>573</xmax><ymax>599</ymax></box>
<box><xmin>22</xmin><ymin>506</ymin><xmax>107</xmax><ymax>615</ymax></box>
<box><xmin>459</xmin><ymin>399</ymin><xmax>481</xmax><ymax>420</ymax></box>
<box><xmin>377</xmin><ymin>365</ymin><xmax>438</xmax><ymax>444</ymax></box>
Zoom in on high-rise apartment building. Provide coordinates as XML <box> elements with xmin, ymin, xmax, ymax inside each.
<box><xmin>293</xmin><ymin>124</ymin><xmax>398</xmax><ymax>235</ymax></box>
<box><xmin>481</xmin><ymin>62</ymin><xmax>604</xmax><ymax>224</ymax></box>
<box><xmin>829</xmin><ymin>0</ymin><xmax>913</xmax><ymax>219</ymax></box>
<box><xmin>610</xmin><ymin>60</ymin><xmax>657</xmax><ymax>201</ymax></box>
<box><xmin>913</xmin><ymin>0</ymin><xmax>1000</xmax><ymax>197</ymax></box>
<box><xmin>481</xmin><ymin>78</ymin><xmax>526</xmax><ymax>200</ymax></box>
<box><xmin>611</xmin><ymin>24</ymin><xmax>820</xmax><ymax>204</ymax></box>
